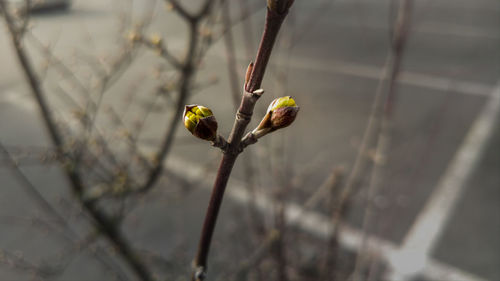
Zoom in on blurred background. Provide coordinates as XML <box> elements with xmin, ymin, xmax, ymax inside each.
<box><xmin>0</xmin><ymin>0</ymin><xmax>499</xmax><ymax>280</ymax></box>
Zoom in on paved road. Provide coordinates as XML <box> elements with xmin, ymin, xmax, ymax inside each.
<box><xmin>0</xmin><ymin>0</ymin><xmax>498</xmax><ymax>280</ymax></box>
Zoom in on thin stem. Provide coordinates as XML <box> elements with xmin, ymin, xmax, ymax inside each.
<box><xmin>190</xmin><ymin>3</ymin><xmax>293</xmax><ymax>281</ymax></box>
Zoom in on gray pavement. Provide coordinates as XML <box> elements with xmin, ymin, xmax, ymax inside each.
<box><xmin>434</xmin><ymin>127</ymin><xmax>500</xmax><ymax>280</ymax></box>
<box><xmin>0</xmin><ymin>0</ymin><xmax>499</xmax><ymax>280</ymax></box>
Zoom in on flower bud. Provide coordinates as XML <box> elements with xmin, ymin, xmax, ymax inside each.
<box><xmin>183</xmin><ymin>105</ymin><xmax>218</xmax><ymax>141</ymax></box>
<box><xmin>253</xmin><ymin>96</ymin><xmax>299</xmax><ymax>138</ymax></box>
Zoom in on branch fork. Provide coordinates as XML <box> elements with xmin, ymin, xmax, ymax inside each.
<box><xmin>211</xmin><ymin>134</ymin><xmax>228</xmax><ymax>151</ymax></box>
<box><xmin>208</xmin><ymin>88</ymin><xmax>264</xmax><ymax>154</ymax></box>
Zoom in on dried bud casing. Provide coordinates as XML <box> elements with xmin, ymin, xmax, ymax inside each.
<box><xmin>253</xmin><ymin>96</ymin><xmax>299</xmax><ymax>138</ymax></box>
<box><xmin>245</xmin><ymin>62</ymin><xmax>254</xmax><ymax>90</ymax></box>
<box><xmin>183</xmin><ymin>105</ymin><xmax>218</xmax><ymax>141</ymax></box>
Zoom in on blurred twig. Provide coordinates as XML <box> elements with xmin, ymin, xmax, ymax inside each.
<box><xmin>351</xmin><ymin>1</ymin><xmax>413</xmax><ymax>280</ymax></box>
<box><xmin>0</xmin><ymin>2</ymin><xmax>154</xmax><ymax>280</ymax></box>
<box><xmin>221</xmin><ymin>0</ymin><xmax>241</xmax><ymax>107</ymax></box>
<box><xmin>238</xmin><ymin>0</ymin><xmax>256</xmax><ymax>60</ymax></box>
<box><xmin>135</xmin><ymin>0</ymin><xmax>216</xmax><ymax>195</ymax></box>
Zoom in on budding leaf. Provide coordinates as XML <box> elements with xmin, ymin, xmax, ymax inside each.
<box><xmin>267</xmin><ymin>96</ymin><xmax>296</xmax><ymax>112</ymax></box>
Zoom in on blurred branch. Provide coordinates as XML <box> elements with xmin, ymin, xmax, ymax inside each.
<box><xmin>0</xmin><ymin>143</ymin><xmax>74</xmax><ymax>238</ymax></box>
<box><xmin>167</xmin><ymin>0</ymin><xmax>214</xmax><ymax>24</ymax></box>
<box><xmin>27</xmin><ymin>33</ymin><xmax>90</xmax><ymax>96</ymax></box>
<box><xmin>79</xmin><ymin>45</ymin><xmax>137</xmax><ymax>144</ymax></box>
<box><xmin>272</xmin><ymin>199</ymin><xmax>289</xmax><ymax>281</ymax></box>
<box><xmin>137</xmin><ymin>0</ymin><xmax>216</xmax><ymax>195</ymax></box>
<box><xmin>238</xmin><ymin>0</ymin><xmax>256</xmax><ymax>60</ymax></box>
<box><xmin>216</xmin><ymin>166</ymin><xmax>344</xmax><ymax>281</ymax></box>
<box><xmin>167</xmin><ymin>0</ymin><xmax>194</xmax><ymax>22</ymax></box>
<box><xmin>319</xmin><ymin>168</ymin><xmax>346</xmax><ymax>281</ymax></box>
<box><xmin>0</xmin><ymin>248</ymin><xmax>60</xmax><ymax>279</ymax></box>
<box><xmin>194</xmin><ymin>3</ymin><xmax>266</xmax><ymax>61</ymax></box>
<box><xmin>231</xmin><ymin>229</ymin><xmax>281</xmax><ymax>281</ymax></box>
<box><xmin>138</xmin><ymin>34</ymin><xmax>182</xmax><ymax>69</ymax></box>
<box><xmin>352</xmin><ymin>1</ymin><xmax>413</xmax><ymax>280</ymax></box>
<box><xmin>221</xmin><ymin>0</ymin><xmax>241</xmax><ymax>107</ymax></box>
<box><xmin>0</xmin><ymin>2</ymin><xmax>154</xmax><ymax>280</ymax></box>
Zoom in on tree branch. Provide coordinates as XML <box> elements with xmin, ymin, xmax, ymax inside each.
<box><xmin>190</xmin><ymin>2</ymin><xmax>294</xmax><ymax>280</ymax></box>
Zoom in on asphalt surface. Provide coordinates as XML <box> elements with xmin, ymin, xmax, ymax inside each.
<box><xmin>0</xmin><ymin>0</ymin><xmax>499</xmax><ymax>280</ymax></box>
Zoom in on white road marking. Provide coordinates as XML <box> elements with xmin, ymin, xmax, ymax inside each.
<box><xmin>387</xmin><ymin>82</ymin><xmax>500</xmax><ymax>280</ymax></box>
<box><xmin>328</xmin><ymin>18</ymin><xmax>499</xmax><ymax>40</ymax></box>
<box><xmin>0</xmin><ymin>91</ymin><xmax>36</xmax><ymax>112</ymax></box>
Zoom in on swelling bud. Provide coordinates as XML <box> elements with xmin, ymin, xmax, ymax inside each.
<box><xmin>184</xmin><ymin>105</ymin><xmax>218</xmax><ymax>141</ymax></box>
<box><xmin>253</xmin><ymin>96</ymin><xmax>299</xmax><ymax>138</ymax></box>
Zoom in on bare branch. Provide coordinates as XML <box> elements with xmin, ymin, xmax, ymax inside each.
<box><xmin>0</xmin><ymin>2</ymin><xmax>153</xmax><ymax>280</ymax></box>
